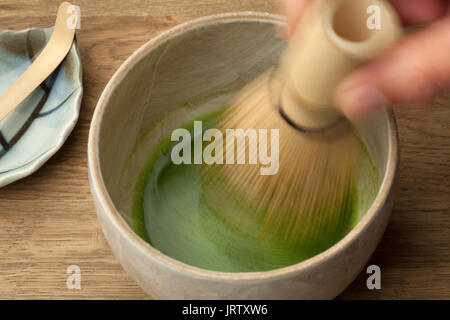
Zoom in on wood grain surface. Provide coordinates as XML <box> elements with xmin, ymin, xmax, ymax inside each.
<box><xmin>0</xmin><ymin>0</ymin><xmax>448</xmax><ymax>300</ymax></box>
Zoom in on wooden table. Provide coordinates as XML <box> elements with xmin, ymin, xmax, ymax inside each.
<box><xmin>0</xmin><ymin>0</ymin><xmax>448</xmax><ymax>299</ymax></box>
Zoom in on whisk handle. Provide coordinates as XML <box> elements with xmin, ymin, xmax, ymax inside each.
<box><xmin>280</xmin><ymin>0</ymin><xmax>402</xmax><ymax>129</ymax></box>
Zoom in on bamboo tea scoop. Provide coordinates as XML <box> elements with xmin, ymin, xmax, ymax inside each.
<box><xmin>0</xmin><ymin>2</ymin><xmax>76</xmax><ymax>122</ymax></box>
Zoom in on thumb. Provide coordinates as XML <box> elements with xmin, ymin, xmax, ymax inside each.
<box><xmin>334</xmin><ymin>17</ymin><xmax>450</xmax><ymax>119</ymax></box>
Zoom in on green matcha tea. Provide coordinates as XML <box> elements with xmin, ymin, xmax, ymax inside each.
<box><xmin>131</xmin><ymin>111</ymin><xmax>379</xmax><ymax>272</ymax></box>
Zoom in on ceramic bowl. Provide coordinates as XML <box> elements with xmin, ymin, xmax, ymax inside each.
<box><xmin>88</xmin><ymin>13</ymin><xmax>398</xmax><ymax>299</ymax></box>
<box><xmin>0</xmin><ymin>27</ymin><xmax>82</xmax><ymax>187</ymax></box>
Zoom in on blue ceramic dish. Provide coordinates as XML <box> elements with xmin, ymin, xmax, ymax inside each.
<box><xmin>0</xmin><ymin>27</ymin><xmax>82</xmax><ymax>187</ymax></box>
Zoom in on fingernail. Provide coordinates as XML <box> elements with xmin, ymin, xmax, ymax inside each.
<box><xmin>335</xmin><ymin>85</ymin><xmax>388</xmax><ymax>119</ymax></box>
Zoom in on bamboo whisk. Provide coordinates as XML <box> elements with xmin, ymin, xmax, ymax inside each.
<box><xmin>200</xmin><ymin>0</ymin><xmax>401</xmax><ymax>249</ymax></box>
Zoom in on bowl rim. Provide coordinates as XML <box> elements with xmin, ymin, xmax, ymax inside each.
<box><xmin>88</xmin><ymin>12</ymin><xmax>399</xmax><ymax>282</ymax></box>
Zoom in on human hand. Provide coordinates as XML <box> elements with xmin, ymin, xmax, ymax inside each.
<box><xmin>280</xmin><ymin>0</ymin><xmax>450</xmax><ymax>118</ymax></box>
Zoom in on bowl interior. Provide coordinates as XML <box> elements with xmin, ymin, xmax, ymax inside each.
<box><xmin>95</xmin><ymin>16</ymin><xmax>392</xmax><ymax>268</ymax></box>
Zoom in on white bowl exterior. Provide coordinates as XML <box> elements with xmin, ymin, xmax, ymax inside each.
<box><xmin>88</xmin><ymin>13</ymin><xmax>398</xmax><ymax>299</ymax></box>
<box><xmin>89</xmin><ymin>180</ymin><xmax>396</xmax><ymax>299</ymax></box>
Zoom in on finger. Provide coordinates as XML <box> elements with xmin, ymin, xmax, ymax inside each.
<box><xmin>390</xmin><ymin>0</ymin><xmax>448</xmax><ymax>24</ymax></box>
<box><xmin>334</xmin><ymin>17</ymin><xmax>450</xmax><ymax>119</ymax></box>
<box><xmin>279</xmin><ymin>0</ymin><xmax>309</xmax><ymax>38</ymax></box>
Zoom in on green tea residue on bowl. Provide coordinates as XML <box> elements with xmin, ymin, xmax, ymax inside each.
<box><xmin>132</xmin><ymin>111</ymin><xmax>379</xmax><ymax>272</ymax></box>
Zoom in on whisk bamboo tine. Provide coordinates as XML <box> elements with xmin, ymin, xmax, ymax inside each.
<box><xmin>200</xmin><ymin>0</ymin><xmax>401</xmax><ymax>248</ymax></box>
